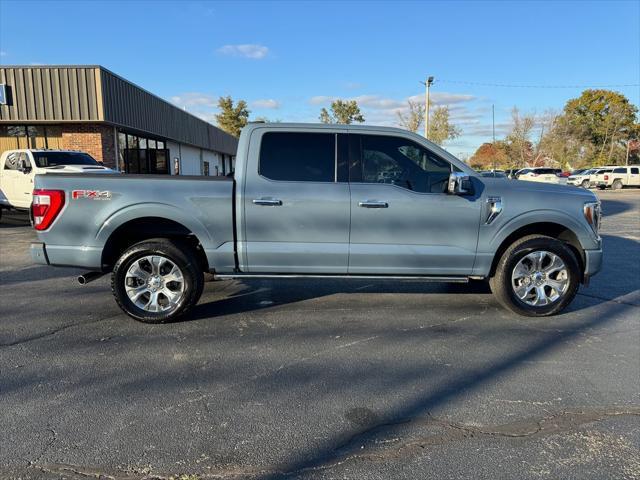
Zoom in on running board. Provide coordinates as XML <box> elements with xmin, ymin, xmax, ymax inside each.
<box><xmin>214</xmin><ymin>273</ymin><xmax>469</xmax><ymax>283</ymax></box>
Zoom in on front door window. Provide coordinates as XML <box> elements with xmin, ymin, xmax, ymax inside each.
<box><xmin>356</xmin><ymin>134</ymin><xmax>454</xmax><ymax>193</ymax></box>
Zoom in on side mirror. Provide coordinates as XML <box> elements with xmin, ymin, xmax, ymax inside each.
<box><xmin>18</xmin><ymin>159</ymin><xmax>32</xmax><ymax>174</ymax></box>
<box><xmin>447</xmin><ymin>172</ymin><xmax>472</xmax><ymax>195</ymax></box>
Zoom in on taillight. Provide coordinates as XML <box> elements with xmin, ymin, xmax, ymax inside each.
<box><xmin>604</xmin><ymin>174</ymin><xmax>609</xmax><ymax>181</ymax></box>
<box><xmin>32</xmin><ymin>189</ymin><xmax>65</xmax><ymax>231</ymax></box>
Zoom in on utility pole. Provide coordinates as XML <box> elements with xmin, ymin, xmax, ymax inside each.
<box><xmin>423</xmin><ymin>76</ymin><xmax>434</xmax><ymax>139</ymax></box>
<box><xmin>492</xmin><ymin>104</ymin><xmax>496</xmax><ymax>171</ymax></box>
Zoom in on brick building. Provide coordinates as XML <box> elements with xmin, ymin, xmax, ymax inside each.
<box><xmin>0</xmin><ymin>66</ymin><xmax>238</xmax><ymax>175</ymax></box>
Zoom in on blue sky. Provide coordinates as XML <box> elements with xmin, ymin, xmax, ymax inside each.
<box><xmin>1</xmin><ymin>0</ymin><xmax>638</xmax><ymax>157</ymax></box>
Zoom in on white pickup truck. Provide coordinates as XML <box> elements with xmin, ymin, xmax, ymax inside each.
<box><xmin>599</xmin><ymin>165</ymin><xmax>640</xmax><ymax>190</ymax></box>
<box><xmin>0</xmin><ymin>149</ymin><xmax>114</xmax><ymax>214</ymax></box>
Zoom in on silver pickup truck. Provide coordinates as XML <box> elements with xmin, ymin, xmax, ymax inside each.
<box><xmin>30</xmin><ymin>123</ymin><xmax>603</xmax><ymax>322</ymax></box>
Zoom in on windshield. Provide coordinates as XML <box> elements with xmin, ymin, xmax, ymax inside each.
<box><xmin>33</xmin><ymin>151</ymin><xmax>100</xmax><ymax>167</ymax></box>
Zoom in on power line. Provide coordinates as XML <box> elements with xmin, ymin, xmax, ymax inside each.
<box><xmin>435</xmin><ymin>79</ymin><xmax>640</xmax><ymax>89</ymax></box>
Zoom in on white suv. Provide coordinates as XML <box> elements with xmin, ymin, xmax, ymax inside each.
<box><xmin>515</xmin><ymin>167</ymin><xmax>566</xmax><ymax>184</ymax></box>
<box><xmin>567</xmin><ymin>169</ymin><xmax>597</xmax><ymax>188</ymax></box>
<box><xmin>600</xmin><ymin>166</ymin><xmax>640</xmax><ymax>190</ymax></box>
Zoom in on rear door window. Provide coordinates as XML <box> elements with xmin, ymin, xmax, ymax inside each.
<box><xmin>259</xmin><ymin>132</ymin><xmax>336</xmax><ymax>182</ymax></box>
<box><xmin>613</xmin><ymin>167</ymin><xmax>627</xmax><ymax>173</ymax></box>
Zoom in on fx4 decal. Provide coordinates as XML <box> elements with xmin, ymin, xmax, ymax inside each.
<box><xmin>72</xmin><ymin>190</ymin><xmax>112</xmax><ymax>200</ymax></box>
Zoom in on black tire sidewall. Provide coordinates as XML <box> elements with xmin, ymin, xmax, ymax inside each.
<box><xmin>613</xmin><ymin>180</ymin><xmax>623</xmax><ymax>190</ymax></box>
<box><xmin>112</xmin><ymin>240</ymin><xmax>203</xmax><ymax>323</ymax></box>
<box><xmin>495</xmin><ymin>237</ymin><xmax>580</xmax><ymax>317</ymax></box>
<box><xmin>581</xmin><ymin>180</ymin><xmax>589</xmax><ymax>188</ymax></box>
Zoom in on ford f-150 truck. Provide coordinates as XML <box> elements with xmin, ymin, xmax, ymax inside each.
<box><xmin>30</xmin><ymin>123</ymin><xmax>603</xmax><ymax>322</ymax></box>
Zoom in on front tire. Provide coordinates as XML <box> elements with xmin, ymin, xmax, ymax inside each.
<box><xmin>111</xmin><ymin>238</ymin><xmax>204</xmax><ymax>323</ymax></box>
<box><xmin>581</xmin><ymin>179</ymin><xmax>590</xmax><ymax>189</ymax></box>
<box><xmin>489</xmin><ymin>235</ymin><xmax>580</xmax><ymax>317</ymax></box>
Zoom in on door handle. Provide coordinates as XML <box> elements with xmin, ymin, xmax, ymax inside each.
<box><xmin>253</xmin><ymin>198</ymin><xmax>282</xmax><ymax>206</ymax></box>
<box><xmin>358</xmin><ymin>200</ymin><xmax>389</xmax><ymax>208</ymax></box>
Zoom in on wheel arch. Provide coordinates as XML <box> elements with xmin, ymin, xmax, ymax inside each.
<box><xmin>100</xmin><ymin>216</ymin><xmax>209</xmax><ymax>272</ymax></box>
<box><xmin>488</xmin><ymin>221</ymin><xmax>585</xmax><ymax>280</ymax></box>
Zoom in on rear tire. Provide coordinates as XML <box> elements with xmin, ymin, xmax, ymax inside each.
<box><xmin>489</xmin><ymin>235</ymin><xmax>580</xmax><ymax>317</ymax></box>
<box><xmin>111</xmin><ymin>238</ymin><xmax>204</xmax><ymax>323</ymax></box>
<box><xmin>581</xmin><ymin>179</ymin><xmax>590</xmax><ymax>188</ymax></box>
<box><xmin>612</xmin><ymin>179</ymin><xmax>623</xmax><ymax>190</ymax></box>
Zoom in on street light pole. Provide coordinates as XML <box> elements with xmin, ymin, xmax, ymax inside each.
<box><xmin>424</xmin><ymin>76</ymin><xmax>434</xmax><ymax>139</ymax></box>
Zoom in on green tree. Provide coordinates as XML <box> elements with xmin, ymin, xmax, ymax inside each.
<box><xmin>397</xmin><ymin>100</ymin><xmax>425</xmax><ymax>133</ymax></box>
<box><xmin>427</xmin><ymin>106</ymin><xmax>461</xmax><ymax>145</ymax></box>
<box><xmin>215</xmin><ymin>96</ymin><xmax>250</xmax><ymax>137</ymax></box>
<box><xmin>319</xmin><ymin>99</ymin><xmax>365</xmax><ymax>124</ymax></box>
<box><xmin>561</xmin><ymin>89</ymin><xmax>638</xmax><ymax>165</ymax></box>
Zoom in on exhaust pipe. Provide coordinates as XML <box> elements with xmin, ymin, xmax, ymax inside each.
<box><xmin>77</xmin><ymin>271</ymin><xmax>105</xmax><ymax>285</ymax></box>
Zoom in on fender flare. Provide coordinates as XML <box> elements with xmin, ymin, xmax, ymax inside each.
<box><xmin>488</xmin><ymin>209</ymin><xmax>597</xmax><ymax>253</ymax></box>
<box><xmin>95</xmin><ymin>202</ymin><xmax>215</xmax><ymax>249</ymax></box>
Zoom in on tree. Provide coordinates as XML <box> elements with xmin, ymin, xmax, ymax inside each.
<box><xmin>427</xmin><ymin>106</ymin><xmax>461</xmax><ymax>145</ymax></box>
<box><xmin>397</xmin><ymin>100</ymin><xmax>424</xmax><ymax>133</ymax></box>
<box><xmin>468</xmin><ymin>141</ymin><xmax>511</xmax><ymax>170</ymax></box>
<box><xmin>319</xmin><ymin>99</ymin><xmax>365</xmax><ymax>124</ymax></box>
<box><xmin>560</xmin><ymin>89</ymin><xmax>638</xmax><ymax>165</ymax></box>
<box><xmin>215</xmin><ymin>96</ymin><xmax>250</xmax><ymax>137</ymax></box>
<box><xmin>505</xmin><ymin>107</ymin><xmax>535</xmax><ymax>168</ymax></box>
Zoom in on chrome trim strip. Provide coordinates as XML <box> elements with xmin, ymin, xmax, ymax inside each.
<box><xmin>215</xmin><ymin>273</ymin><xmax>469</xmax><ymax>282</ymax></box>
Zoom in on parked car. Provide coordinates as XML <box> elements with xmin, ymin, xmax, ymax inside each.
<box><xmin>0</xmin><ymin>149</ymin><xmax>114</xmax><ymax>215</ymax></box>
<box><xmin>30</xmin><ymin>123</ymin><xmax>602</xmax><ymax>321</ymax></box>
<box><xmin>567</xmin><ymin>168</ymin><xmax>598</xmax><ymax>188</ymax></box>
<box><xmin>504</xmin><ymin>168</ymin><xmax>519</xmax><ymax>179</ymax></box>
<box><xmin>590</xmin><ymin>167</ymin><xmax>616</xmax><ymax>189</ymax></box>
<box><xmin>515</xmin><ymin>168</ymin><xmax>566</xmax><ymax>184</ymax></box>
<box><xmin>599</xmin><ymin>165</ymin><xmax>640</xmax><ymax>190</ymax></box>
<box><xmin>478</xmin><ymin>170</ymin><xmax>507</xmax><ymax>178</ymax></box>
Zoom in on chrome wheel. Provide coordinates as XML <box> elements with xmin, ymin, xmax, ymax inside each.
<box><xmin>125</xmin><ymin>255</ymin><xmax>185</xmax><ymax>312</ymax></box>
<box><xmin>511</xmin><ymin>251</ymin><xmax>569</xmax><ymax>307</ymax></box>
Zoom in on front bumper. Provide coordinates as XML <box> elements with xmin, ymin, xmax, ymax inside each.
<box><xmin>583</xmin><ymin>248</ymin><xmax>603</xmax><ymax>282</ymax></box>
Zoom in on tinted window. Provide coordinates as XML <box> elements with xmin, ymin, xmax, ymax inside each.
<box><xmin>613</xmin><ymin>167</ymin><xmax>626</xmax><ymax>173</ymax></box>
<box><xmin>356</xmin><ymin>135</ymin><xmax>453</xmax><ymax>193</ymax></box>
<box><xmin>33</xmin><ymin>152</ymin><xmax>98</xmax><ymax>167</ymax></box>
<box><xmin>631</xmin><ymin>168</ymin><xmax>639</xmax><ymax>174</ymax></box>
<box><xmin>260</xmin><ymin>132</ymin><xmax>335</xmax><ymax>182</ymax></box>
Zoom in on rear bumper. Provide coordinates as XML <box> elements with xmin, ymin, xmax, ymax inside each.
<box><xmin>30</xmin><ymin>242</ymin><xmax>103</xmax><ymax>269</ymax></box>
<box><xmin>30</xmin><ymin>242</ymin><xmax>49</xmax><ymax>265</ymax></box>
<box><xmin>584</xmin><ymin>248</ymin><xmax>603</xmax><ymax>282</ymax></box>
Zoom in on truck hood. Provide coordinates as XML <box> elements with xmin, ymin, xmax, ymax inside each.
<box><xmin>42</xmin><ymin>165</ymin><xmax>116</xmax><ymax>174</ymax></box>
<box><xmin>481</xmin><ymin>177</ymin><xmax>597</xmax><ymax>200</ymax></box>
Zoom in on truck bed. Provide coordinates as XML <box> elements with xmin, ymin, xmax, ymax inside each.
<box><xmin>32</xmin><ymin>173</ymin><xmax>236</xmax><ymax>271</ymax></box>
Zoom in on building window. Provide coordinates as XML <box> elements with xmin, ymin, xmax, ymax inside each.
<box><xmin>203</xmin><ymin>161</ymin><xmax>210</xmax><ymax>176</ymax></box>
<box><xmin>0</xmin><ymin>124</ymin><xmax>62</xmax><ymax>152</ymax></box>
<box><xmin>119</xmin><ymin>130</ymin><xmax>169</xmax><ymax>174</ymax></box>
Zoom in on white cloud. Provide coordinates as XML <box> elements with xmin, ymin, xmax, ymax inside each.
<box><xmin>251</xmin><ymin>99</ymin><xmax>280</xmax><ymax>109</ymax></box>
<box><xmin>170</xmin><ymin>92</ymin><xmax>217</xmax><ymax>109</ymax></box>
<box><xmin>309</xmin><ymin>95</ymin><xmax>334</xmax><ymax>105</ymax></box>
<box><xmin>217</xmin><ymin>44</ymin><xmax>269</xmax><ymax>59</ymax></box>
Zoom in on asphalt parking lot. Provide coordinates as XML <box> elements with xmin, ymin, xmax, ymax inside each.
<box><xmin>1</xmin><ymin>190</ymin><xmax>639</xmax><ymax>480</ymax></box>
